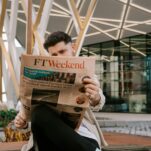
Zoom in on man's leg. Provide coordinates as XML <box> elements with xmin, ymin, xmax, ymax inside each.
<box><xmin>31</xmin><ymin>104</ymin><xmax>100</xmax><ymax>151</ymax></box>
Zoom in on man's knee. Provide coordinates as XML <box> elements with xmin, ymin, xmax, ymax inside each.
<box><xmin>31</xmin><ymin>105</ymin><xmax>49</xmax><ymax>128</ymax></box>
<box><xmin>31</xmin><ymin>104</ymin><xmax>58</xmax><ymax>127</ymax></box>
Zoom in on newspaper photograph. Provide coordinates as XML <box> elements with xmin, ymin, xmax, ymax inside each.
<box><xmin>20</xmin><ymin>54</ymin><xmax>96</xmax><ymax>129</ymax></box>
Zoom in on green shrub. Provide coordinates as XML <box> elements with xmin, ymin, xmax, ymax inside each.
<box><xmin>0</xmin><ymin>109</ymin><xmax>17</xmax><ymax>128</ymax></box>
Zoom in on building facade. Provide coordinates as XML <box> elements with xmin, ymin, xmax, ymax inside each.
<box><xmin>82</xmin><ymin>33</ymin><xmax>151</xmax><ymax>113</ymax></box>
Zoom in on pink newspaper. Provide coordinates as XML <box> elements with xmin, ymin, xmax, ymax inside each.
<box><xmin>20</xmin><ymin>54</ymin><xmax>95</xmax><ymax>129</ymax></box>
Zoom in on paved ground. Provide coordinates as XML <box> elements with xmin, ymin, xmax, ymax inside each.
<box><xmin>103</xmin><ymin>132</ymin><xmax>151</xmax><ymax>146</ymax></box>
<box><xmin>0</xmin><ymin>112</ymin><xmax>151</xmax><ymax>150</ymax></box>
<box><xmin>0</xmin><ymin>132</ymin><xmax>151</xmax><ymax>151</ymax></box>
<box><xmin>95</xmin><ymin>112</ymin><xmax>151</xmax><ymax>137</ymax></box>
<box><xmin>0</xmin><ymin>141</ymin><xmax>26</xmax><ymax>151</ymax></box>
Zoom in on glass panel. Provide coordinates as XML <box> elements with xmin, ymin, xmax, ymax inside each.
<box><xmin>102</xmin><ymin>41</ymin><xmax>114</xmax><ymax>56</ymax></box>
<box><xmin>83</xmin><ymin>33</ymin><xmax>151</xmax><ymax>113</ymax></box>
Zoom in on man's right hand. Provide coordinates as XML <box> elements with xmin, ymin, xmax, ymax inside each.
<box><xmin>14</xmin><ymin>112</ymin><xmax>27</xmax><ymax>129</ymax></box>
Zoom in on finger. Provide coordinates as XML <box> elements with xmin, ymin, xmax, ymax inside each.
<box><xmin>18</xmin><ymin>114</ymin><xmax>26</xmax><ymax>123</ymax></box>
<box><xmin>82</xmin><ymin>78</ymin><xmax>92</xmax><ymax>84</ymax></box>
<box><xmin>82</xmin><ymin>78</ymin><xmax>93</xmax><ymax>84</ymax></box>
<box><xmin>82</xmin><ymin>76</ymin><xmax>91</xmax><ymax>82</ymax></box>
<box><xmin>15</xmin><ymin>116</ymin><xmax>24</xmax><ymax>124</ymax></box>
<box><xmin>14</xmin><ymin>118</ymin><xmax>24</xmax><ymax>126</ymax></box>
<box><xmin>14</xmin><ymin>119</ymin><xmax>26</xmax><ymax>129</ymax></box>
<box><xmin>85</xmin><ymin>88</ymin><xmax>97</xmax><ymax>96</ymax></box>
<box><xmin>85</xmin><ymin>92</ymin><xmax>90</xmax><ymax>97</ymax></box>
<box><xmin>85</xmin><ymin>88</ymin><xmax>100</xmax><ymax>100</ymax></box>
<box><xmin>85</xmin><ymin>84</ymin><xmax>99</xmax><ymax>92</ymax></box>
<box><xmin>15</xmin><ymin>123</ymin><xmax>24</xmax><ymax>129</ymax></box>
<box><xmin>83</xmin><ymin>78</ymin><xmax>99</xmax><ymax>87</ymax></box>
<box><xmin>15</xmin><ymin>114</ymin><xmax>26</xmax><ymax>123</ymax></box>
<box><xmin>85</xmin><ymin>92</ymin><xmax>95</xmax><ymax>102</ymax></box>
<box><xmin>14</xmin><ymin>120</ymin><xmax>21</xmax><ymax>127</ymax></box>
<box><xmin>15</xmin><ymin>123</ymin><xmax>21</xmax><ymax>128</ymax></box>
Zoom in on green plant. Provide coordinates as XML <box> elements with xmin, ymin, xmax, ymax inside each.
<box><xmin>0</xmin><ymin>109</ymin><xmax>17</xmax><ymax>128</ymax></box>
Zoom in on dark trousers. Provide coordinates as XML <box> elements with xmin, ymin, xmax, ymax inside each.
<box><xmin>31</xmin><ymin>104</ymin><xmax>100</xmax><ymax>151</ymax></box>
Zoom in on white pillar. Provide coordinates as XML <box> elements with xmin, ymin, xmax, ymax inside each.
<box><xmin>110</xmin><ymin>56</ymin><xmax>119</xmax><ymax>97</ymax></box>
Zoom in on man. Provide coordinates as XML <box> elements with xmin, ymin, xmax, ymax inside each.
<box><xmin>14</xmin><ymin>31</ymin><xmax>106</xmax><ymax>151</ymax></box>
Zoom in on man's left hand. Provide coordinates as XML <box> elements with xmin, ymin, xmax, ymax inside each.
<box><xmin>82</xmin><ymin>77</ymin><xmax>101</xmax><ymax>106</ymax></box>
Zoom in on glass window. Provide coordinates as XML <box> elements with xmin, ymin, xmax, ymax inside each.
<box><xmin>83</xmin><ymin>33</ymin><xmax>151</xmax><ymax>113</ymax></box>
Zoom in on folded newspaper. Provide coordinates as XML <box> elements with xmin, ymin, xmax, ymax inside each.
<box><xmin>20</xmin><ymin>54</ymin><xmax>95</xmax><ymax>129</ymax></box>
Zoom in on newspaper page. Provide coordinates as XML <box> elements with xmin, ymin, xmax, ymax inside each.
<box><xmin>20</xmin><ymin>54</ymin><xmax>96</xmax><ymax>129</ymax></box>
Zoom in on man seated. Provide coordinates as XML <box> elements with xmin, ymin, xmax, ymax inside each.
<box><xmin>14</xmin><ymin>31</ymin><xmax>106</xmax><ymax>151</ymax></box>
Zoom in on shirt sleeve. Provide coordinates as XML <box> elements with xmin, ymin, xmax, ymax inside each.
<box><xmin>90</xmin><ymin>75</ymin><xmax>106</xmax><ymax>111</ymax></box>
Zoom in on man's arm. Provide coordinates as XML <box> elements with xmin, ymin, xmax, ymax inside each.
<box><xmin>14</xmin><ymin>103</ymin><xmax>28</xmax><ymax>129</ymax></box>
<box><xmin>82</xmin><ymin>75</ymin><xmax>105</xmax><ymax>111</ymax></box>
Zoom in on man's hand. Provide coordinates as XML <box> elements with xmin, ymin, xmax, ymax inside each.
<box><xmin>82</xmin><ymin>76</ymin><xmax>101</xmax><ymax>106</ymax></box>
<box><xmin>14</xmin><ymin>112</ymin><xmax>27</xmax><ymax>129</ymax></box>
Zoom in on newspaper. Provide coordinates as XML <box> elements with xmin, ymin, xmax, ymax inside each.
<box><xmin>20</xmin><ymin>54</ymin><xmax>95</xmax><ymax>129</ymax></box>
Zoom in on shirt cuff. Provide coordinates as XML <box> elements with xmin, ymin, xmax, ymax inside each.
<box><xmin>90</xmin><ymin>88</ymin><xmax>105</xmax><ymax>111</ymax></box>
